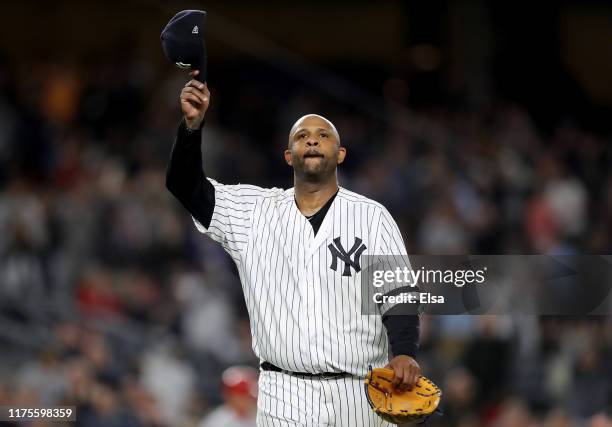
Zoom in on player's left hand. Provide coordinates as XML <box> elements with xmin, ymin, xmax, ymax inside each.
<box><xmin>385</xmin><ymin>355</ymin><xmax>421</xmax><ymax>392</ymax></box>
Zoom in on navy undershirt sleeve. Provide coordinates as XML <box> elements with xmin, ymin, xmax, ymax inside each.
<box><xmin>382</xmin><ymin>308</ymin><xmax>420</xmax><ymax>358</ymax></box>
<box><xmin>165</xmin><ymin>119</ymin><xmax>215</xmax><ymax>228</ymax></box>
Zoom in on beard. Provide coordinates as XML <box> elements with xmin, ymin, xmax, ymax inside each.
<box><xmin>293</xmin><ymin>154</ymin><xmax>336</xmax><ymax>182</ymax></box>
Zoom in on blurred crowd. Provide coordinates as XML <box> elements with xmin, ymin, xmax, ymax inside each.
<box><xmin>0</xmin><ymin>51</ymin><xmax>611</xmax><ymax>427</ymax></box>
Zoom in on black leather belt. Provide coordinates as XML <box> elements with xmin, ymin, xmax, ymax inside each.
<box><xmin>260</xmin><ymin>362</ymin><xmax>351</xmax><ymax>380</ymax></box>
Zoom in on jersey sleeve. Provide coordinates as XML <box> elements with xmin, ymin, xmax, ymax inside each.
<box><xmin>374</xmin><ymin>206</ymin><xmax>418</xmax><ymax>315</ymax></box>
<box><xmin>192</xmin><ymin>180</ymin><xmax>272</xmax><ymax>258</ymax></box>
<box><xmin>376</xmin><ymin>206</ymin><xmax>408</xmax><ymax>256</ymax></box>
<box><xmin>375</xmin><ymin>206</ymin><xmax>421</xmax><ymax>357</ymax></box>
<box><xmin>166</xmin><ymin>119</ymin><xmax>279</xmax><ymax>259</ymax></box>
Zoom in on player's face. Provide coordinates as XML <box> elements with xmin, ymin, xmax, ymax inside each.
<box><xmin>285</xmin><ymin>116</ymin><xmax>346</xmax><ymax>182</ymax></box>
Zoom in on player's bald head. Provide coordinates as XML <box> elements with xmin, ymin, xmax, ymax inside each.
<box><xmin>288</xmin><ymin>114</ymin><xmax>340</xmax><ymax>147</ymax></box>
<box><xmin>284</xmin><ymin>113</ymin><xmax>346</xmax><ymax>182</ymax></box>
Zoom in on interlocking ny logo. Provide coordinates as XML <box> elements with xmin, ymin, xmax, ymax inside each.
<box><xmin>328</xmin><ymin>237</ymin><xmax>367</xmax><ymax>277</ymax></box>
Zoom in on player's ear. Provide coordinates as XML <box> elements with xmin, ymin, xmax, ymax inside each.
<box><xmin>337</xmin><ymin>146</ymin><xmax>346</xmax><ymax>164</ymax></box>
<box><xmin>284</xmin><ymin>149</ymin><xmax>293</xmax><ymax>166</ymax></box>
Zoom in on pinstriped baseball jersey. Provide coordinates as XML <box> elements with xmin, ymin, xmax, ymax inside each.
<box><xmin>193</xmin><ymin>178</ymin><xmax>409</xmax><ymax>377</ymax></box>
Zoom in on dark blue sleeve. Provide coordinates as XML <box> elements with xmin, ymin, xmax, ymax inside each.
<box><xmin>382</xmin><ymin>310</ymin><xmax>420</xmax><ymax>358</ymax></box>
<box><xmin>165</xmin><ymin>119</ymin><xmax>215</xmax><ymax>228</ymax></box>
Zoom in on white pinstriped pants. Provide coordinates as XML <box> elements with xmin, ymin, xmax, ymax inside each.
<box><xmin>256</xmin><ymin>370</ymin><xmax>392</xmax><ymax>427</ymax></box>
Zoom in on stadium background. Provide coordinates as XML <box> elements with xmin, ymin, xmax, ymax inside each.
<box><xmin>0</xmin><ymin>0</ymin><xmax>611</xmax><ymax>426</ymax></box>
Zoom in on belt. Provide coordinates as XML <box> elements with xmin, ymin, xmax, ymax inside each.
<box><xmin>260</xmin><ymin>362</ymin><xmax>351</xmax><ymax>380</ymax></box>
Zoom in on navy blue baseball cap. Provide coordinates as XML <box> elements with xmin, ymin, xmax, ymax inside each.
<box><xmin>160</xmin><ymin>10</ymin><xmax>207</xmax><ymax>82</ymax></box>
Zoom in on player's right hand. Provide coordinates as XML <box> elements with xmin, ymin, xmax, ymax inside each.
<box><xmin>181</xmin><ymin>70</ymin><xmax>210</xmax><ymax>130</ymax></box>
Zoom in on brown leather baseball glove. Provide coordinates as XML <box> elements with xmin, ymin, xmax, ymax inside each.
<box><xmin>364</xmin><ymin>367</ymin><xmax>441</xmax><ymax>425</ymax></box>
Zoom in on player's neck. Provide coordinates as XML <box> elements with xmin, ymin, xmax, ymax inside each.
<box><xmin>294</xmin><ymin>179</ymin><xmax>339</xmax><ymax>217</ymax></box>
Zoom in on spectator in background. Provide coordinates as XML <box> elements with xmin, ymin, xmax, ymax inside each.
<box><xmin>589</xmin><ymin>413</ymin><xmax>612</xmax><ymax>427</ymax></box>
<box><xmin>462</xmin><ymin>317</ymin><xmax>512</xmax><ymax>409</ymax></box>
<box><xmin>568</xmin><ymin>345</ymin><xmax>611</xmax><ymax>418</ymax></box>
<box><xmin>198</xmin><ymin>366</ymin><xmax>258</xmax><ymax>427</ymax></box>
<box><xmin>15</xmin><ymin>349</ymin><xmax>65</xmax><ymax>405</ymax></box>
<box><xmin>491</xmin><ymin>399</ymin><xmax>538</xmax><ymax>427</ymax></box>
<box><xmin>140</xmin><ymin>338</ymin><xmax>196</xmax><ymax>426</ymax></box>
<box><xmin>441</xmin><ymin>368</ymin><xmax>479</xmax><ymax>427</ymax></box>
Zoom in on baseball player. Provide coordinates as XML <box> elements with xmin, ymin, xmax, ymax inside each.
<box><xmin>199</xmin><ymin>366</ymin><xmax>258</xmax><ymax>427</ymax></box>
<box><xmin>166</xmin><ymin>70</ymin><xmax>420</xmax><ymax>426</ymax></box>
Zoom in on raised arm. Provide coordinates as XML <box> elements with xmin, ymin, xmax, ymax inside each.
<box><xmin>166</xmin><ymin>71</ymin><xmax>215</xmax><ymax>228</ymax></box>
